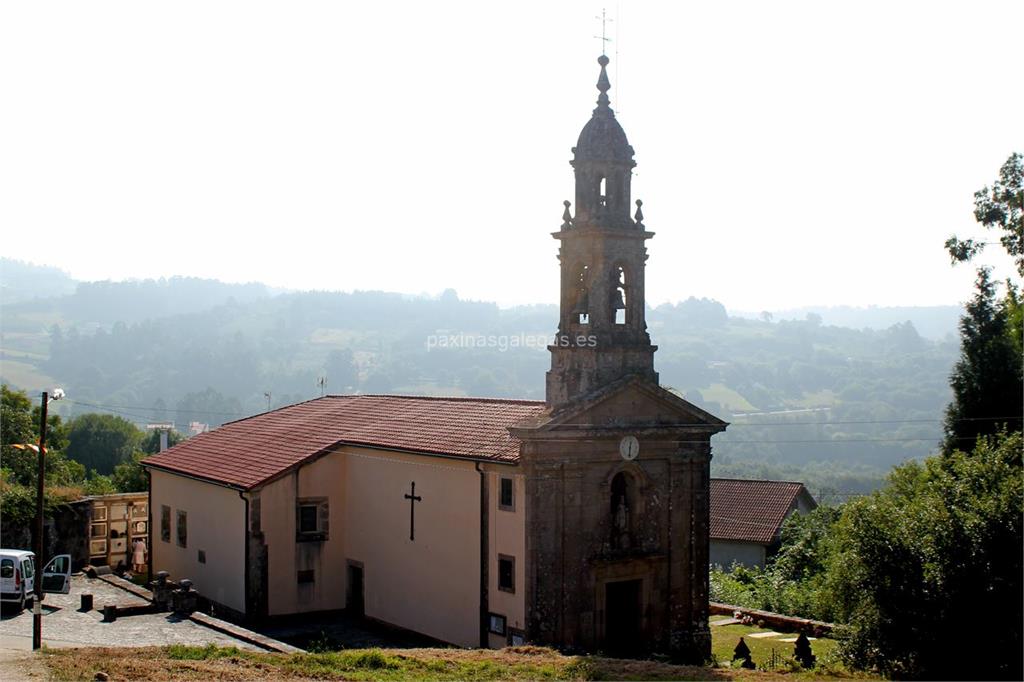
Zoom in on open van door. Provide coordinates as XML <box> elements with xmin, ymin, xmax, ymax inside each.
<box><xmin>41</xmin><ymin>554</ymin><xmax>71</xmax><ymax>594</ymax></box>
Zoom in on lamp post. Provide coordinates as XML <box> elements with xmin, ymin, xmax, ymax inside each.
<box><xmin>33</xmin><ymin>387</ymin><xmax>64</xmax><ymax>650</ymax></box>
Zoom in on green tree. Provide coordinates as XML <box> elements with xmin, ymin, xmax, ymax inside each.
<box><xmin>1</xmin><ymin>385</ymin><xmax>35</xmax><ymax>476</ymax></box>
<box><xmin>83</xmin><ymin>471</ymin><xmax>117</xmax><ymax>496</ymax></box>
<box><xmin>112</xmin><ymin>452</ymin><xmax>148</xmax><ymax>492</ymax></box>
<box><xmin>139</xmin><ymin>428</ymin><xmax>184</xmax><ymax>454</ymax></box>
<box><xmin>65</xmin><ymin>413</ymin><xmax>143</xmax><ymax>475</ymax></box>
<box><xmin>175</xmin><ymin>388</ymin><xmax>242</xmax><ymax>428</ymax></box>
<box><xmin>772</xmin><ymin>505</ymin><xmax>842</xmax><ymax>582</ymax></box>
<box><xmin>1</xmin><ymin>385</ymin><xmax>80</xmax><ymax>486</ymax></box>
<box><xmin>942</xmin><ymin>269</ymin><xmax>1024</xmax><ymax>453</ymax></box>
<box><xmin>941</xmin><ymin>153</ymin><xmax>1024</xmax><ymax>453</ymax></box>
<box><xmin>945</xmin><ymin>152</ymin><xmax>1023</xmax><ymax>277</ymax></box>
<box><xmin>828</xmin><ymin>431</ymin><xmax>1023</xmax><ymax>680</ymax></box>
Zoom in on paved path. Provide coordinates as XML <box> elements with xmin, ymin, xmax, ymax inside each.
<box><xmin>0</xmin><ymin>574</ymin><xmax>260</xmax><ymax>651</ymax></box>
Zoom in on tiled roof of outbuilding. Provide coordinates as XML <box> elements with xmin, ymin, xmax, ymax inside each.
<box><xmin>710</xmin><ymin>478</ymin><xmax>815</xmax><ymax>545</ymax></box>
<box><xmin>142</xmin><ymin>395</ymin><xmax>545</xmax><ymax>490</ymax></box>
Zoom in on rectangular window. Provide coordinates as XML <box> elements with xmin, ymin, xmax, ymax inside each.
<box><xmin>91</xmin><ymin>523</ymin><xmax>106</xmax><ymax>538</ymax></box>
<box><xmin>508</xmin><ymin>628</ymin><xmax>526</xmax><ymax>647</ymax></box>
<box><xmin>299</xmin><ymin>505</ymin><xmax>318</xmax><ymax>533</ymax></box>
<box><xmin>296</xmin><ymin>499</ymin><xmax>329</xmax><ymax>541</ymax></box>
<box><xmin>498</xmin><ymin>554</ymin><xmax>515</xmax><ymax>593</ymax></box>
<box><xmin>198</xmin><ymin>550</ymin><xmax>206</xmax><ymax>564</ymax></box>
<box><xmin>297</xmin><ymin>569</ymin><xmax>315</xmax><ymax>584</ymax></box>
<box><xmin>499</xmin><ymin>477</ymin><xmax>514</xmax><ymax>511</ymax></box>
<box><xmin>160</xmin><ymin>505</ymin><xmax>171</xmax><ymax>543</ymax></box>
<box><xmin>488</xmin><ymin>613</ymin><xmax>507</xmax><ymax>636</ymax></box>
<box><xmin>0</xmin><ymin>559</ymin><xmax>12</xmax><ymax>579</ymax></box>
<box><xmin>176</xmin><ymin>510</ymin><xmax>188</xmax><ymax>548</ymax></box>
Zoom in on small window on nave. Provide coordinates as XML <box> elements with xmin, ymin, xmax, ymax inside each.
<box><xmin>499</xmin><ymin>477</ymin><xmax>514</xmax><ymax>511</ymax></box>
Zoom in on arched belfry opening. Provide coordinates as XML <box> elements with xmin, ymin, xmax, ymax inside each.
<box><xmin>571</xmin><ymin>264</ymin><xmax>590</xmax><ymax>325</ymax></box>
<box><xmin>612</xmin><ymin>265</ymin><xmax>627</xmax><ymax>325</ymax></box>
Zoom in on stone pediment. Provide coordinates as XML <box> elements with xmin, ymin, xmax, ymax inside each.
<box><xmin>511</xmin><ymin>375</ymin><xmax>727</xmax><ymax>437</ymax></box>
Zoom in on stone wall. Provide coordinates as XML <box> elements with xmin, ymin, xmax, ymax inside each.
<box><xmin>709</xmin><ymin>601</ymin><xmax>834</xmax><ymax>637</ymax></box>
<box><xmin>2</xmin><ymin>498</ymin><xmax>91</xmax><ymax>570</ymax></box>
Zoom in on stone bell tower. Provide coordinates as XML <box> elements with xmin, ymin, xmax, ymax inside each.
<box><xmin>546</xmin><ymin>54</ymin><xmax>657</xmax><ymax>409</ymax></box>
<box><xmin>514</xmin><ymin>55</ymin><xmax>727</xmax><ymax>664</ymax></box>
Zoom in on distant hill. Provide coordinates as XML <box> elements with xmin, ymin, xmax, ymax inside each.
<box><xmin>0</xmin><ymin>258</ymin><xmax>77</xmax><ymax>303</ymax></box>
<box><xmin>1</xmin><ymin>262</ymin><xmax>963</xmax><ymax>496</ymax></box>
<box><xmin>730</xmin><ymin>304</ymin><xmax>962</xmax><ymax>340</ymax></box>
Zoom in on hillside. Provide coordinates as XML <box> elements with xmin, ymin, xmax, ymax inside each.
<box><xmin>0</xmin><ymin>264</ymin><xmax>963</xmax><ymax>498</ymax></box>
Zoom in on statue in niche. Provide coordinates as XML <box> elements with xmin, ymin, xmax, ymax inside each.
<box><xmin>611</xmin><ymin>472</ymin><xmax>632</xmax><ymax>550</ymax></box>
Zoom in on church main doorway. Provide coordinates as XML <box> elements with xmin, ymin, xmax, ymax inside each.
<box><xmin>604</xmin><ymin>579</ymin><xmax>643</xmax><ymax>655</ymax></box>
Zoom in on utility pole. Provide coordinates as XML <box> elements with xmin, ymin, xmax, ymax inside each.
<box><xmin>33</xmin><ymin>391</ymin><xmax>48</xmax><ymax>650</ymax></box>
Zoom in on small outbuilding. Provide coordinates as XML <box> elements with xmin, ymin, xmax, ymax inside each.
<box><xmin>709</xmin><ymin>478</ymin><xmax>817</xmax><ymax>569</ymax></box>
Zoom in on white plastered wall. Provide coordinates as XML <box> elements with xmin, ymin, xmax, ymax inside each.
<box><xmin>149</xmin><ymin>469</ymin><xmax>245</xmax><ymax>614</ymax></box>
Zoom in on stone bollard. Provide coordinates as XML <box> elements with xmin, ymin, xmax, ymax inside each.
<box><xmin>171</xmin><ymin>579</ymin><xmax>198</xmax><ymax>615</ymax></box>
<box><xmin>102</xmin><ymin>604</ymin><xmax>117</xmax><ymax>622</ymax></box>
<box><xmin>81</xmin><ymin>593</ymin><xmax>94</xmax><ymax>611</ymax></box>
<box><xmin>148</xmin><ymin>570</ymin><xmax>177</xmax><ymax>612</ymax></box>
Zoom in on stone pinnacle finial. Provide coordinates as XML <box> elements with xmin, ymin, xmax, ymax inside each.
<box><xmin>596</xmin><ymin>55</ymin><xmax>611</xmax><ymax>109</ymax></box>
<box><xmin>561</xmin><ymin>200</ymin><xmax>573</xmax><ymax>229</ymax></box>
<box><xmin>634</xmin><ymin>199</ymin><xmax>644</xmax><ymax>228</ymax></box>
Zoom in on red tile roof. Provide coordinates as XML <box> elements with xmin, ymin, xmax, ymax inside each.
<box><xmin>142</xmin><ymin>395</ymin><xmax>545</xmax><ymax>490</ymax></box>
<box><xmin>710</xmin><ymin>478</ymin><xmax>814</xmax><ymax>545</ymax></box>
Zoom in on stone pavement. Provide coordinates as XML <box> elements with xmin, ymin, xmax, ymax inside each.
<box><xmin>0</xmin><ymin>574</ymin><xmax>260</xmax><ymax>651</ymax></box>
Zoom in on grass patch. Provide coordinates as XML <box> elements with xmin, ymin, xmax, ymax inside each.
<box><xmin>701</xmin><ymin>383</ymin><xmax>759</xmax><ymax>412</ymax></box>
<box><xmin>165</xmin><ymin>643</ymin><xmax>245</xmax><ymax>660</ymax></box>
<box><xmin>41</xmin><ymin>643</ymin><xmax>874</xmax><ymax>681</ymax></box>
<box><xmin>708</xmin><ymin>617</ymin><xmax>866</xmax><ymax>678</ymax></box>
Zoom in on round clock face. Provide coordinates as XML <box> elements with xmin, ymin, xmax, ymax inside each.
<box><xmin>619</xmin><ymin>435</ymin><xmax>639</xmax><ymax>460</ymax></box>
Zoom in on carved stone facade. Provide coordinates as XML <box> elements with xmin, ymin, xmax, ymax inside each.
<box><xmin>516</xmin><ymin>56</ymin><xmax>727</xmax><ymax>663</ymax></box>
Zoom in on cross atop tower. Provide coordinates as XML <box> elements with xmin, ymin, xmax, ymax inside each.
<box><xmin>594</xmin><ymin>8</ymin><xmax>613</xmax><ymax>56</ymax></box>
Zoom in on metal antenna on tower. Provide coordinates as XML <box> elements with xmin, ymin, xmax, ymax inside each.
<box><xmin>317</xmin><ymin>376</ymin><xmax>326</xmax><ymax>397</ymax></box>
<box><xmin>264</xmin><ymin>391</ymin><xmax>272</xmax><ymax>412</ymax></box>
<box><xmin>594</xmin><ymin>8</ymin><xmax>613</xmax><ymax>56</ymax></box>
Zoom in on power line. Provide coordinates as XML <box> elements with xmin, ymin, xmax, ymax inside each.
<box><xmin>729</xmin><ymin>416</ymin><xmax>1021</xmax><ymax>426</ymax></box>
<box><xmin>67</xmin><ymin>399</ymin><xmax>250</xmax><ymax>418</ymax></box>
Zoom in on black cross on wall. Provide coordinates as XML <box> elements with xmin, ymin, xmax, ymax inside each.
<box><xmin>404</xmin><ymin>481</ymin><xmax>422</xmax><ymax>541</ymax></box>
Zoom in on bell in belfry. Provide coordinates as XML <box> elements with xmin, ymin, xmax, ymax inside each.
<box><xmin>572</xmin><ymin>289</ymin><xmax>589</xmax><ymax>315</ymax></box>
<box><xmin>611</xmin><ymin>287</ymin><xmax>626</xmax><ymax>310</ymax></box>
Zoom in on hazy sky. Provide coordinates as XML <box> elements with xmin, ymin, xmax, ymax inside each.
<box><xmin>2</xmin><ymin>1</ymin><xmax>1021</xmax><ymax>311</ymax></box>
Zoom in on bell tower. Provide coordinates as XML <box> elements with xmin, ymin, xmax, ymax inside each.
<box><xmin>547</xmin><ymin>54</ymin><xmax>657</xmax><ymax>409</ymax></box>
<box><xmin>515</xmin><ymin>54</ymin><xmax>726</xmax><ymax>665</ymax></box>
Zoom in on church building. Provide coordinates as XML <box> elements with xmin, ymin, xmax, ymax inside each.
<box><xmin>143</xmin><ymin>55</ymin><xmax>727</xmax><ymax>662</ymax></box>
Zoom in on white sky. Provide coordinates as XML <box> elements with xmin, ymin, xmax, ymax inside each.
<box><xmin>2</xmin><ymin>0</ymin><xmax>1021</xmax><ymax>311</ymax></box>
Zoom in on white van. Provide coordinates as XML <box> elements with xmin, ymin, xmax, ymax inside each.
<box><xmin>0</xmin><ymin>550</ymin><xmax>72</xmax><ymax>612</ymax></box>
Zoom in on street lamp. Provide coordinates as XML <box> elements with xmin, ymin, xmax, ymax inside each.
<box><xmin>33</xmin><ymin>388</ymin><xmax>64</xmax><ymax>650</ymax></box>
